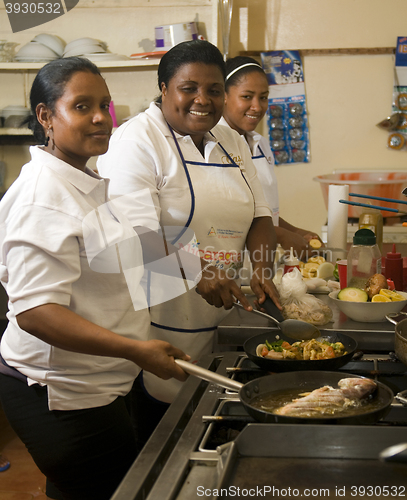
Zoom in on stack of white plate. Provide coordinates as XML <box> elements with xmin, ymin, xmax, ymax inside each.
<box><xmin>63</xmin><ymin>38</ymin><xmax>129</xmax><ymax>62</ymax></box>
<box><xmin>63</xmin><ymin>38</ymin><xmax>108</xmax><ymax>58</ymax></box>
<box><xmin>14</xmin><ymin>34</ymin><xmax>65</xmax><ymax>62</ymax></box>
<box><xmin>1</xmin><ymin>105</ymin><xmax>31</xmax><ymax>128</ymax></box>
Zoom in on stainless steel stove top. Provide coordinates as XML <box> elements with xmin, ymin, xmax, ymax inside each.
<box><xmin>111</xmin><ymin>352</ymin><xmax>407</xmax><ymax>500</ymax></box>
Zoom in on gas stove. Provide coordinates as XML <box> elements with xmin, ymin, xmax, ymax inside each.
<box><xmin>112</xmin><ymin>352</ymin><xmax>407</xmax><ymax>500</ymax></box>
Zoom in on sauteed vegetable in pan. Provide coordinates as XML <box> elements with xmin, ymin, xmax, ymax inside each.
<box><xmin>256</xmin><ymin>338</ymin><xmax>347</xmax><ymax>360</ymax></box>
<box><xmin>244</xmin><ymin>331</ymin><xmax>358</xmax><ymax>372</ymax></box>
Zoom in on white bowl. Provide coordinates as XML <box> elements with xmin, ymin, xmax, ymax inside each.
<box><xmin>32</xmin><ymin>34</ymin><xmax>65</xmax><ymax>56</ymax></box>
<box><xmin>329</xmin><ymin>290</ymin><xmax>407</xmax><ymax>323</ymax></box>
<box><xmin>64</xmin><ymin>38</ymin><xmax>107</xmax><ymax>51</ymax></box>
<box><xmin>16</xmin><ymin>42</ymin><xmax>59</xmax><ymax>59</ymax></box>
<box><xmin>1</xmin><ymin>105</ymin><xmax>30</xmax><ymax>119</ymax></box>
<box><xmin>63</xmin><ymin>45</ymin><xmax>106</xmax><ymax>58</ymax></box>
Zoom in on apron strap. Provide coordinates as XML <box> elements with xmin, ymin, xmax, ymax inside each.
<box><xmin>253</xmin><ymin>145</ymin><xmax>266</xmax><ymax>160</ymax></box>
<box><xmin>167</xmin><ymin>125</ymin><xmax>195</xmax><ymax>245</ymax></box>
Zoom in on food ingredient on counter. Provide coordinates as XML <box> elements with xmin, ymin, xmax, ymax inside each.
<box><xmin>371</xmin><ymin>295</ymin><xmax>391</xmax><ymax>302</ymax></box>
<box><xmin>279</xmin><ymin>268</ymin><xmax>333</xmax><ymax>325</ymax></box>
<box><xmin>337</xmin><ymin>278</ymin><xmax>404</xmax><ymax>303</ymax></box>
<box><xmin>365</xmin><ymin>273</ymin><xmax>388</xmax><ymax>299</ymax></box>
<box><xmin>300</xmin><ymin>255</ymin><xmax>334</xmax><ymax>279</ymax></box>
<box><xmin>337</xmin><ymin>287</ymin><xmax>368</xmax><ymax>302</ymax></box>
<box><xmin>309</xmin><ymin>238</ymin><xmax>322</xmax><ymax>249</ymax></box>
<box><xmin>379</xmin><ymin>289</ymin><xmax>406</xmax><ymax>301</ymax></box>
<box><xmin>272</xmin><ymin>378</ymin><xmax>377</xmax><ymax>418</ymax></box>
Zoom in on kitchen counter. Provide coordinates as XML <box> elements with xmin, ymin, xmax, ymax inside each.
<box><xmin>216</xmin><ymin>293</ymin><xmax>400</xmax><ymax>352</ymax></box>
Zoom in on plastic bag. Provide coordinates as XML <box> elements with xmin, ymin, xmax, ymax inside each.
<box><xmin>278</xmin><ymin>268</ymin><xmax>333</xmax><ymax>326</ymax></box>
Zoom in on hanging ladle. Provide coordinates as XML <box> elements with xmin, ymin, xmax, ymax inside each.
<box><xmin>233</xmin><ymin>296</ymin><xmax>320</xmax><ymax>341</ymax></box>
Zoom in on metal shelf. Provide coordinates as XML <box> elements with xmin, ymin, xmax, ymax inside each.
<box><xmin>0</xmin><ymin>128</ymin><xmax>32</xmax><ymax>135</ymax></box>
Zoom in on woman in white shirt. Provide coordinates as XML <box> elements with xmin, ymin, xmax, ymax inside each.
<box><xmin>216</xmin><ymin>56</ymin><xmax>323</xmax><ymax>258</ymax></box>
<box><xmin>0</xmin><ymin>57</ymin><xmax>189</xmax><ymax>500</ymax></box>
<box><xmin>97</xmin><ymin>40</ymin><xmax>281</xmax><ymax>447</ymax></box>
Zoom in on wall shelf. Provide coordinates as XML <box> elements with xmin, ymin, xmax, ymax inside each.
<box><xmin>0</xmin><ymin>128</ymin><xmax>32</xmax><ymax>135</ymax></box>
<box><xmin>0</xmin><ymin>59</ymin><xmax>160</xmax><ymax>71</ymax></box>
<box><xmin>241</xmin><ymin>47</ymin><xmax>395</xmax><ymax>57</ymax></box>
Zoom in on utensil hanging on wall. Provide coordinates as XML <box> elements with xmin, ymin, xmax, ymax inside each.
<box><xmin>219</xmin><ymin>0</ymin><xmax>233</xmax><ymax>61</ymax></box>
<box><xmin>339</xmin><ymin>192</ymin><xmax>407</xmax><ymax>215</ymax></box>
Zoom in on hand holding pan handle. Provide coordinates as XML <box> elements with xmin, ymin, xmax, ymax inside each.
<box><xmin>175</xmin><ymin>359</ymin><xmax>243</xmax><ymax>392</ymax></box>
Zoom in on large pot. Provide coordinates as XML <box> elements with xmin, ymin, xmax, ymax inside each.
<box><xmin>386</xmin><ymin>312</ymin><xmax>407</xmax><ymax>365</ymax></box>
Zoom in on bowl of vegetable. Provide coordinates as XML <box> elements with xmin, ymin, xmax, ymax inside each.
<box><xmin>329</xmin><ymin>288</ymin><xmax>407</xmax><ymax>322</ymax></box>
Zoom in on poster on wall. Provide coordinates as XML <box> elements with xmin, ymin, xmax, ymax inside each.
<box><xmin>386</xmin><ymin>37</ymin><xmax>407</xmax><ymax>151</ymax></box>
<box><xmin>260</xmin><ymin>50</ymin><xmax>310</xmax><ymax>165</ymax></box>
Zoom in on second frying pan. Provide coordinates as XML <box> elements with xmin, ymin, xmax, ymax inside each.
<box><xmin>243</xmin><ymin>331</ymin><xmax>358</xmax><ymax>372</ymax></box>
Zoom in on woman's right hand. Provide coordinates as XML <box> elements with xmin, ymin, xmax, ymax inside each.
<box><xmin>195</xmin><ymin>266</ymin><xmax>252</xmax><ymax>311</ymax></box>
<box><xmin>131</xmin><ymin>340</ymin><xmax>191</xmax><ymax>381</ymax></box>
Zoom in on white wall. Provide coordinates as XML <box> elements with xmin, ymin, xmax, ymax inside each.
<box><xmin>228</xmin><ymin>0</ymin><xmax>407</xmax><ymax>234</ymax></box>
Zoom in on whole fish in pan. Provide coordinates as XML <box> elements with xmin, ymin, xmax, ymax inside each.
<box><xmin>273</xmin><ymin>378</ymin><xmax>377</xmax><ymax>417</ymax></box>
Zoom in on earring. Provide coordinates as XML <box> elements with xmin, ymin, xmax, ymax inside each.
<box><xmin>44</xmin><ymin>136</ymin><xmax>49</xmax><ymax>147</ymax></box>
<box><xmin>47</xmin><ymin>127</ymin><xmax>55</xmax><ymax>150</ymax></box>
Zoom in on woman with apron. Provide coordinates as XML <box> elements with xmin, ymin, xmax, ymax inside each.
<box><xmin>216</xmin><ymin>56</ymin><xmax>323</xmax><ymax>259</ymax></box>
<box><xmin>97</xmin><ymin>41</ymin><xmax>280</xmax><ymax>451</ymax></box>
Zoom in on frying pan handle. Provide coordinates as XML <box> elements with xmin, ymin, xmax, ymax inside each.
<box><xmin>396</xmin><ymin>389</ymin><xmax>407</xmax><ymax>406</ymax></box>
<box><xmin>386</xmin><ymin>311</ymin><xmax>407</xmax><ymax>325</ymax></box>
<box><xmin>175</xmin><ymin>359</ymin><xmax>243</xmax><ymax>392</ymax></box>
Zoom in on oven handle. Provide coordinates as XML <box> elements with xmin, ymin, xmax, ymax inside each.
<box><xmin>175</xmin><ymin>359</ymin><xmax>244</xmax><ymax>392</ymax></box>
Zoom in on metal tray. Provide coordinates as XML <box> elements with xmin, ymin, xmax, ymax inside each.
<box><xmin>216</xmin><ymin>424</ymin><xmax>407</xmax><ymax>498</ymax></box>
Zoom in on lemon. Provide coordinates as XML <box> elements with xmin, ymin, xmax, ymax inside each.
<box><xmin>302</xmin><ymin>268</ymin><xmax>318</xmax><ymax>278</ymax></box>
<box><xmin>309</xmin><ymin>239</ymin><xmax>322</xmax><ymax>249</ymax></box>
<box><xmin>379</xmin><ymin>289</ymin><xmax>405</xmax><ymax>301</ymax></box>
<box><xmin>372</xmin><ymin>294</ymin><xmax>391</xmax><ymax>302</ymax></box>
<box><xmin>304</xmin><ymin>262</ymin><xmax>319</xmax><ymax>270</ymax></box>
<box><xmin>308</xmin><ymin>256</ymin><xmax>325</xmax><ymax>265</ymax></box>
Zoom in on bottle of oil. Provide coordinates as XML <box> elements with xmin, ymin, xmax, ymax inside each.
<box><xmin>347</xmin><ymin>228</ymin><xmax>382</xmax><ymax>289</ymax></box>
<box><xmin>358</xmin><ymin>208</ymin><xmax>383</xmax><ymax>253</ymax></box>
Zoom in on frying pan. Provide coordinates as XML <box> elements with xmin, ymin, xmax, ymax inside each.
<box><xmin>175</xmin><ymin>361</ymin><xmax>394</xmax><ymax>425</ymax></box>
<box><xmin>243</xmin><ymin>331</ymin><xmax>358</xmax><ymax>372</ymax></box>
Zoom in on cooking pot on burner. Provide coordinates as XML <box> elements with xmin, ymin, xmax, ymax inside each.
<box><xmin>386</xmin><ymin>312</ymin><xmax>407</xmax><ymax>366</ymax></box>
<box><xmin>175</xmin><ymin>361</ymin><xmax>394</xmax><ymax>425</ymax></box>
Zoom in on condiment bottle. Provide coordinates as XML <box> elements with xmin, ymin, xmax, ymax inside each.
<box><xmin>384</xmin><ymin>243</ymin><xmax>403</xmax><ymax>291</ymax></box>
<box><xmin>284</xmin><ymin>247</ymin><xmax>300</xmax><ymax>274</ymax></box>
<box><xmin>358</xmin><ymin>209</ymin><xmax>383</xmax><ymax>253</ymax></box>
<box><xmin>347</xmin><ymin>228</ymin><xmax>382</xmax><ymax>289</ymax></box>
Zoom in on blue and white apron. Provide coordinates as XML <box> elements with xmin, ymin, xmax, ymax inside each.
<box><xmin>251</xmin><ymin>144</ymin><xmax>279</xmax><ymax>226</ymax></box>
<box><xmin>241</xmin><ymin>141</ymin><xmax>280</xmax><ymax>285</ymax></box>
<box><xmin>142</xmin><ymin>128</ymin><xmax>255</xmax><ymax>403</ymax></box>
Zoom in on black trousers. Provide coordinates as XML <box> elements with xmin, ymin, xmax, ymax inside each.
<box><xmin>130</xmin><ymin>373</ymin><xmax>170</xmax><ymax>453</ymax></box>
<box><xmin>0</xmin><ymin>373</ymin><xmax>137</xmax><ymax>500</ymax></box>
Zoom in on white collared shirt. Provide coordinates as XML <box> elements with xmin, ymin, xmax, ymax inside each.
<box><xmin>0</xmin><ymin>146</ymin><xmax>149</xmax><ymax>410</ymax></box>
<box><xmin>216</xmin><ymin>117</ymin><xmax>280</xmax><ymax>226</ymax></box>
<box><xmin>97</xmin><ymin>101</ymin><xmax>271</xmax><ymax>230</ymax></box>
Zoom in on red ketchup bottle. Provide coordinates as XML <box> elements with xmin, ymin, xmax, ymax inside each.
<box><xmin>384</xmin><ymin>243</ymin><xmax>403</xmax><ymax>292</ymax></box>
